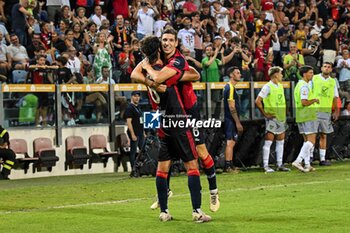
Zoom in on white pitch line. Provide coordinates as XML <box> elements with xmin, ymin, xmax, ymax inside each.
<box><xmin>1</xmin><ymin>178</ymin><xmax>349</xmax><ymax>215</ymax></box>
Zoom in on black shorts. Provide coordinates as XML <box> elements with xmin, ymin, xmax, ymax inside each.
<box><xmin>224</xmin><ymin>118</ymin><xmax>238</xmax><ymax>141</ymax></box>
<box><xmin>35</xmin><ymin>93</ymin><xmax>49</xmax><ymax>108</ymax></box>
<box><xmin>158</xmin><ymin>129</ymin><xmax>198</xmax><ymax>163</ymax></box>
<box><xmin>186</xmin><ymin>103</ymin><xmax>205</xmax><ymax>145</ymax></box>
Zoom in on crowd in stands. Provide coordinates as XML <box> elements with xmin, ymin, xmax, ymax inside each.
<box><xmin>1</xmin><ymin>0</ymin><xmax>350</xmax><ymax>125</ymax></box>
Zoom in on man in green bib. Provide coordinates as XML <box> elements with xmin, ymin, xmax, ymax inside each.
<box><xmin>292</xmin><ymin>66</ymin><xmax>319</xmax><ymax>172</ymax></box>
<box><xmin>256</xmin><ymin>67</ymin><xmax>290</xmax><ymax>173</ymax></box>
<box><xmin>312</xmin><ymin>62</ymin><xmax>340</xmax><ymax>166</ymax></box>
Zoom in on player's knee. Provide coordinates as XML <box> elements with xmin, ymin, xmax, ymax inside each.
<box><xmin>187</xmin><ymin>168</ymin><xmax>200</xmax><ymax>177</ymax></box>
<box><xmin>201</xmin><ymin>155</ymin><xmax>214</xmax><ymax>169</ymax></box>
<box><xmin>156</xmin><ymin>170</ymin><xmax>168</xmax><ymax>179</ymax></box>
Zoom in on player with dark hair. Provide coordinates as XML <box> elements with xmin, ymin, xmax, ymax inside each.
<box><xmin>134</xmin><ymin>29</ymin><xmax>211</xmax><ymax>222</ymax></box>
<box><xmin>292</xmin><ymin>65</ymin><xmax>319</xmax><ymax>172</ymax></box>
<box><xmin>223</xmin><ymin>67</ymin><xmax>243</xmax><ymax>173</ymax></box>
<box><xmin>132</xmin><ymin>35</ymin><xmax>220</xmax><ymax>213</ymax></box>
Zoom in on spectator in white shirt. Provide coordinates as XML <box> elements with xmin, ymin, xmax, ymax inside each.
<box><xmin>336</xmin><ymin>49</ymin><xmax>350</xmax><ymax>93</ymax></box>
<box><xmin>178</xmin><ymin>17</ymin><xmax>196</xmax><ymax>57</ymax></box>
<box><xmin>211</xmin><ymin>1</ymin><xmax>230</xmax><ymax>33</ymax></box>
<box><xmin>134</xmin><ymin>1</ymin><xmax>158</xmax><ymax>40</ymax></box>
<box><xmin>7</xmin><ymin>34</ymin><xmax>29</xmax><ymax>70</ymax></box>
<box><xmin>90</xmin><ymin>5</ymin><xmax>106</xmax><ymax>28</ymax></box>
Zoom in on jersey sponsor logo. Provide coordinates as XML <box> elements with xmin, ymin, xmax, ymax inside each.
<box><xmin>321</xmin><ymin>86</ymin><xmax>329</xmax><ymax>97</ymax></box>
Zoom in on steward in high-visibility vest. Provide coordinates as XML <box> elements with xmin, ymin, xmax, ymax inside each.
<box><xmin>255</xmin><ymin>66</ymin><xmax>290</xmax><ymax>173</ymax></box>
<box><xmin>0</xmin><ymin>126</ymin><xmax>16</xmax><ymax>180</ymax></box>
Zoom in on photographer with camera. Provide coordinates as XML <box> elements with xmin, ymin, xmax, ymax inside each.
<box><xmin>133</xmin><ymin>1</ymin><xmax>158</xmax><ymax>40</ymax></box>
<box><xmin>302</xmin><ymin>29</ymin><xmax>321</xmax><ymax>73</ymax></box>
<box><xmin>283</xmin><ymin>42</ymin><xmax>305</xmax><ymax>82</ymax></box>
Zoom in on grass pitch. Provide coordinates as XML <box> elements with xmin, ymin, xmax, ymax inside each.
<box><xmin>1</xmin><ymin>161</ymin><xmax>350</xmax><ymax>233</ymax></box>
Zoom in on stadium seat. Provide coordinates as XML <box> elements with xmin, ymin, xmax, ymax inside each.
<box><xmin>65</xmin><ymin>136</ymin><xmax>90</xmax><ymax>170</ymax></box>
<box><xmin>88</xmin><ymin>134</ymin><xmax>119</xmax><ymax>168</ymax></box>
<box><xmin>12</xmin><ymin>70</ymin><xmax>28</xmax><ymax>84</ymax></box>
<box><xmin>33</xmin><ymin>137</ymin><xmax>59</xmax><ymax>172</ymax></box>
<box><xmin>115</xmin><ymin>133</ymin><xmax>130</xmax><ymax>172</ymax></box>
<box><xmin>10</xmin><ymin>138</ymin><xmax>38</xmax><ymax>174</ymax></box>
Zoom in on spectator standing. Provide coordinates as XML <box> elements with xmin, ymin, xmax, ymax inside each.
<box><xmin>91</xmin><ymin>5</ymin><xmax>106</xmax><ymax>28</ymax></box>
<box><xmin>124</xmin><ymin>91</ymin><xmax>145</xmax><ymax>177</ymax></box>
<box><xmin>336</xmin><ymin>49</ymin><xmax>350</xmax><ymax>93</ymax></box>
<box><xmin>273</xmin><ymin>2</ymin><xmax>285</xmax><ymax>25</ymax></box>
<box><xmin>283</xmin><ymin>42</ymin><xmax>305</xmax><ymax>81</ymax></box>
<box><xmin>111</xmin><ymin>15</ymin><xmax>133</xmax><ymax>54</ymax></box>
<box><xmin>134</xmin><ymin>1</ymin><xmax>158</xmax><ymax>40</ymax></box>
<box><xmin>302</xmin><ymin>30</ymin><xmax>321</xmax><ymax>73</ymax></box>
<box><xmin>202</xmin><ymin>44</ymin><xmax>224</xmax><ymax>118</ymax></box>
<box><xmin>295</xmin><ymin>22</ymin><xmax>306</xmax><ymax>51</ymax></box>
<box><xmin>255</xmin><ymin>66</ymin><xmax>290</xmax><ymax>173</ymax></box>
<box><xmin>93</xmin><ymin>32</ymin><xmax>113</xmax><ymax>79</ymax></box>
<box><xmin>321</xmin><ymin>18</ymin><xmax>338</xmax><ymax>64</ymax></box>
<box><xmin>178</xmin><ymin>17</ymin><xmax>196</xmax><ymax>57</ymax></box>
<box><xmin>223</xmin><ymin>67</ymin><xmax>243</xmax><ymax>173</ymax></box>
<box><xmin>278</xmin><ymin>17</ymin><xmax>293</xmax><ymax>58</ymax></box>
<box><xmin>211</xmin><ymin>1</ymin><xmax>230</xmax><ymax>33</ymax></box>
<box><xmin>12</xmin><ymin>0</ymin><xmax>32</xmax><ymax>47</ymax></box>
<box><xmin>83</xmin><ymin>22</ymin><xmax>97</xmax><ymax>55</ymax></box>
<box><xmin>191</xmin><ymin>12</ymin><xmax>204</xmax><ymax>61</ymax></box>
<box><xmin>46</xmin><ymin>0</ymin><xmax>70</xmax><ymax>22</ymax></box>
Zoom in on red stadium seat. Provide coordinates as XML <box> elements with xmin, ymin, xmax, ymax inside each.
<box><xmin>10</xmin><ymin>138</ymin><xmax>38</xmax><ymax>174</ymax></box>
<box><xmin>88</xmin><ymin>134</ymin><xmax>119</xmax><ymax>168</ymax></box>
<box><xmin>33</xmin><ymin>137</ymin><xmax>59</xmax><ymax>172</ymax></box>
<box><xmin>65</xmin><ymin>136</ymin><xmax>90</xmax><ymax>170</ymax></box>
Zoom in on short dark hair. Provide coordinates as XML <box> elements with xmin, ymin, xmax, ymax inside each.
<box><xmin>161</xmin><ymin>27</ymin><xmax>178</xmax><ymax>39</ymax></box>
<box><xmin>102</xmin><ymin>66</ymin><xmax>109</xmax><ymax>70</ymax></box>
<box><xmin>299</xmin><ymin>65</ymin><xmax>314</xmax><ymax>77</ymax></box>
<box><xmin>227</xmin><ymin>66</ymin><xmax>240</xmax><ymax>75</ymax></box>
<box><xmin>56</xmin><ymin>56</ymin><xmax>68</xmax><ymax>66</ymax></box>
<box><xmin>323</xmin><ymin>62</ymin><xmax>333</xmax><ymax>67</ymax></box>
<box><xmin>140</xmin><ymin>36</ymin><xmax>161</xmax><ymax>64</ymax></box>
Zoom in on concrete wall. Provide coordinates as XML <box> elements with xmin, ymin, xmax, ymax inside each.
<box><xmin>9</xmin><ymin>125</ymin><xmax>128</xmax><ymax>180</ymax></box>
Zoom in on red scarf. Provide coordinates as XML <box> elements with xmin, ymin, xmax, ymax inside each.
<box><xmin>116</xmin><ymin>26</ymin><xmax>127</xmax><ymax>45</ymax></box>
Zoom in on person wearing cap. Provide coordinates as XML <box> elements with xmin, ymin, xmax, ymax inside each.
<box><xmin>292</xmin><ymin>65</ymin><xmax>319</xmax><ymax>172</ymax></box>
<box><xmin>124</xmin><ymin>90</ymin><xmax>144</xmax><ymax>177</ymax></box>
<box><xmin>255</xmin><ymin>66</ymin><xmax>290</xmax><ymax>173</ymax></box>
<box><xmin>0</xmin><ymin>126</ymin><xmax>16</xmax><ymax>180</ymax></box>
<box><xmin>302</xmin><ymin>29</ymin><xmax>321</xmax><ymax>73</ymax></box>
